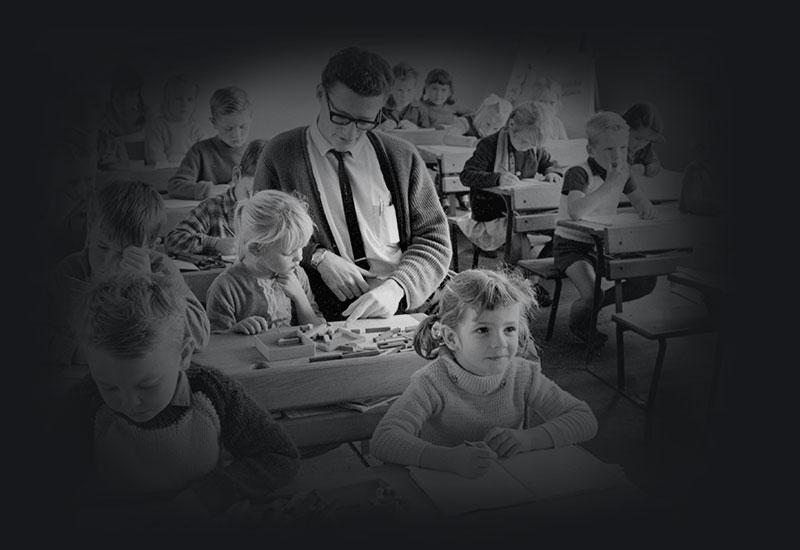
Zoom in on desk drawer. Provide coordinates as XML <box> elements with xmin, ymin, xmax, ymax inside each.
<box><xmin>604</xmin><ymin>251</ymin><xmax>693</xmax><ymax>279</ymax></box>
<box><xmin>441</xmin><ymin>175</ymin><xmax>469</xmax><ymax>193</ymax></box>
<box><xmin>514</xmin><ymin>212</ymin><xmax>558</xmax><ymax>233</ymax></box>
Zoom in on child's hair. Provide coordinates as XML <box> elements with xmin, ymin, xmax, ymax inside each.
<box><xmin>414</xmin><ymin>269</ymin><xmax>537</xmax><ymax>360</ymax></box>
<box><xmin>423</xmin><ymin>69</ymin><xmax>455</xmax><ymax>105</ymax></box>
<box><xmin>163</xmin><ymin>74</ymin><xmax>199</xmax><ymax>103</ymax></box>
<box><xmin>506</xmin><ymin>101</ymin><xmax>548</xmax><ymax>144</ymax></box>
<box><xmin>530</xmin><ymin>76</ymin><xmax>562</xmax><ymax>102</ymax></box>
<box><xmin>622</xmin><ymin>102</ymin><xmax>664</xmax><ymax>138</ymax></box>
<box><xmin>86</xmin><ymin>180</ymin><xmax>166</xmax><ymax>248</ymax></box>
<box><xmin>321</xmin><ymin>46</ymin><xmax>393</xmax><ymax>97</ymax></box>
<box><xmin>585</xmin><ymin>111</ymin><xmax>629</xmax><ymax>146</ymax></box>
<box><xmin>472</xmin><ymin>94</ymin><xmax>512</xmax><ymax>134</ymax></box>
<box><xmin>210</xmin><ymin>86</ymin><xmax>251</xmax><ymax>118</ymax></box>
<box><xmin>78</xmin><ymin>271</ymin><xmax>185</xmax><ymax>358</ymax></box>
<box><xmin>392</xmin><ymin>62</ymin><xmax>419</xmax><ymax>83</ymax></box>
<box><xmin>234</xmin><ymin>190</ymin><xmax>315</xmax><ymax>260</ymax></box>
<box><xmin>238</xmin><ymin>139</ymin><xmax>267</xmax><ymax>178</ymax></box>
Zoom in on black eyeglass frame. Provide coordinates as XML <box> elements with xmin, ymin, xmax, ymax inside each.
<box><xmin>325</xmin><ymin>92</ymin><xmax>382</xmax><ymax>131</ymax></box>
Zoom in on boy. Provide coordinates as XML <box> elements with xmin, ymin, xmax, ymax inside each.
<box><xmin>623</xmin><ymin>101</ymin><xmax>665</xmax><ymax>177</ymax></box>
<box><xmin>65</xmin><ymin>272</ymin><xmax>299</xmax><ymax>519</ymax></box>
<box><xmin>552</xmin><ymin>112</ymin><xmax>657</xmax><ymax>344</ymax></box>
<box><xmin>47</xmin><ymin>180</ymin><xmax>210</xmax><ymax>368</ymax></box>
<box><xmin>378</xmin><ymin>62</ymin><xmax>431</xmax><ymax>130</ymax></box>
<box><xmin>166</xmin><ymin>139</ymin><xmax>267</xmax><ymax>256</ymax></box>
<box><xmin>167</xmin><ymin>86</ymin><xmax>253</xmax><ymax>200</ymax></box>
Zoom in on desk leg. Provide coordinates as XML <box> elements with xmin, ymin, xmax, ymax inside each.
<box><xmin>615</xmin><ymin>282</ymin><xmax>623</xmax><ymax>313</ymax></box>
<box><xmin>503</xmin><ymin>195</ymin><xmax>514</xmax><ymax>265</ymax></box>
<box><xmin>585</xmin><ymin>235</ymin><xmax>605</xmax><ymax>365</ymax></box>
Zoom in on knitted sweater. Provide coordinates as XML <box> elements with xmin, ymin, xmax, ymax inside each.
<box><xmin>167</xmin><ymin>136</ymin><xmax>247</xmax><ymax>200</ymax></box>
<box><xmin>205</xmin><ymin>262</ymin><xmax>321</xmax><ymax>333</ymax></box>
<box><xmin>381</xmin><ymin>98</ymin><xmax>431</xmax><ymax>128</ymax></box>
<box><xmin>66</xmin><ymin>364</ymin><xmax>300</xmax><ymax>513</ymax></box>
<box><xmin>47</xmin><ymin>249</ymin><xmax>211</xmax><ymax>367</ymax></box>
<box><xmin>370</xmin><ymin>349</ymin><xmax>598</xmax><ymax>467</ymax></box>
<box><xmin>252</xmin><ymin>127</ymin><xmax>450</xmax><ymax>310</ymax></box>
<box><xmin>143</xmin><ymin>114</ymin><xmax>204</xmax><ymax>166</ymax></box>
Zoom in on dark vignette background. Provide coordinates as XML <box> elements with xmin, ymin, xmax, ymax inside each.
<box><xmin>11</xmin><ymin>7</ymin><xmax>766</xmax><ymax>548</ymax></box>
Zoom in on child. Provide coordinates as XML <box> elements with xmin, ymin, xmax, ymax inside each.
<box><xmin>622</xmin><ymin>101</ymin><xmax>665</xmax><ymax>177</ymax></box>
<box><xmin>379</xmin><ymin>62</ymin><xmax>431</xmax><ymax>130</ymax></box>
<box><xmin>458</xmin><ymin>102</ymin><xmax>562</xmax><ymax>304</ymax></box>
<box><xmin>97</xmin><ymin>63</ymin><xmax>148</xmax><ymax>170</ymax></box>
<box><xmin>420</xmin><ymin>68</ymin><xmax>471</xmax><ymax>127</ymax></box>
<box><xmin>205</xmin><ymin>190</ymin><xmax>324</xmax><ymax>334</ymax></box>
<box><xmin>144</xmin><ymin>74</ymin><xmax>204</xmax><ymax>166</ymax></box>
<box><xmin>370</xmin><ymin>269</ymin><xmax>597</xmax><ymax>477</ymax></box>
<box><xmin>64</xmin><ymin>271</ymin><xmax>299</xmax><ymax>517</ymax></box>
<box><xmin>530</xmin><ymin>76</ymin><xmax>568</xmax><ymax>141</ymax></box>
<box><xmin>48</xmin><ymin>180</ymin><xmax>210</xmax><ymax>368</ymax></box>
<box><xmin>447</xmin><ymin>93</ymin><xmax>513</xmax><ymax>146</ymax></box>
<box><xmin>166</xmin><ymin>139</ymin><xmax>267</xmax><ymax>256</ymax></box>
<box><xmin>553</xmin><ymin>112</ymin><xmax>657</xmax><ymax>345</ymax></box>
<box><xmin>167</xmin><ymin>86</ymin><xmax>253</xmax><ymax>200</ymax></box>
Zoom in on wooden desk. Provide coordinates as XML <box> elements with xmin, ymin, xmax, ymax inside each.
<box><xmin>192</xmin><ymin>315</ymin><xmax>429</xmax><ymax>446</ymax></box>
<box><xmin>417</xmin><ymin>144</ymin><xmax>475</xmax><ymax>197</ymax></box>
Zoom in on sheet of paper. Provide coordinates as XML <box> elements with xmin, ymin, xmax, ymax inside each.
<box><xmin>172</xmin><ymin>259</ymin><xmax>198</xmax><ymax>271</ymax></box>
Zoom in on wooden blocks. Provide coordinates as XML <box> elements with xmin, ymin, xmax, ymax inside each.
<box><xmin>254</xmin><ymin>327</ymin><xmax>316</xmax><ymax>362</ymax></box>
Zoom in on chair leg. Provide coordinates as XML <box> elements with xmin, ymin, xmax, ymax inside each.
<box><xmin>616</xmin><ymin>323</ymin><xmax>626</xmax><ymax>390</ymax></box>
<box><xmin>546</xmin><ymin>277</ymin><xmax>562</xmax><ymax>341</ymax></box>
<box><xmin>644</xmin><ymin>338</ymin><xmax>668</xmax><ymax>440</ymax></box>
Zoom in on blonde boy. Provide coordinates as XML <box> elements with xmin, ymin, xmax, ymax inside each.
<box><xmin>167</xmin><ymin>86</ymin><xmax>253</xmax><ymax>200</ymax></box>
<box><xmin>552</xmin><ymin>112</ymin><xmax>656</xmax><ymax>344</ymax></box>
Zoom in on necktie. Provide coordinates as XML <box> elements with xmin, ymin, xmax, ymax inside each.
<box><xmin>330</xmin><ymin>150</ymin><xmax>369</xmax><ymax>269</ymax></box>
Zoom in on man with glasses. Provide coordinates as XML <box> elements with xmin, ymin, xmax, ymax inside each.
<box><xmin>253</xmin><ymin>46</ymin><xmax>451</xmax><ymax>321</ymax></box>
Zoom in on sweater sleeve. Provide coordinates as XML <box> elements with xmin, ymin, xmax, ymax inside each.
<box><xmin>370</xmin><ymin>368</ymin><xmax>443</xmax><ymax>467</ymax></box>
<box><xmin>186</xmin><ymin>365</ymin><xmax>300</xmax><ymax>513</ymax></box>
<box><xmin>205</xmin><ymin>271</ymin><xmax>241</xmax><ymax>333</ymax></box>
<box><xmin>388</xmin><ymin>149</ymin><xmax>452</xmax><ymax>310</ymax></box>
<box><xmin>460</xmin><ymin>136</ymin><xmax>502</xmax><ymax>189</ymax></box>
<box><xmin>167</xmin><ymin>144</ymin><xmax>212</xmax><ymax>200</ymax></box>
<box><xmin>297</xmin><ymin>266</ymin><xmax>323</xmax><ymax>321</ymax></box>
<box><xmin>524</xmin><ymin>359</ymin><xmax>598</xmax><ymax>447</ymax></box>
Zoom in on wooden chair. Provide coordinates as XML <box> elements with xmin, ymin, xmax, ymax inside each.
<box><xmin>517</xmin><ymin>258</ymin><xmax>567</xmax><ymax>341</ymax></box>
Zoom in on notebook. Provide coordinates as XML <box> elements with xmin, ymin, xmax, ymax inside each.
<box><xmin>409</xmin><ymin>445</ymin><xmax>623</xmax><ymax>516</ymax></box>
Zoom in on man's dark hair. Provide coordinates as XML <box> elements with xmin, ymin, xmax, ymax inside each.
<box><xmin>321</xmin><ymin>46</ymin><xmax>393</xmax><ymax>97</ymax></box>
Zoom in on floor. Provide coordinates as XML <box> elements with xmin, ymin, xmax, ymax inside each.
<box><xmin>296</xmin><ymin>236</ymin><xmax>723</xmax><ymax>515</ymax></box>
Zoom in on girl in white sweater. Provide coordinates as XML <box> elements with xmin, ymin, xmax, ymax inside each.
<box><xmin>370</xmin><ymin>269</ymin><xmax>597</xmax><ymax>478</ymax></box>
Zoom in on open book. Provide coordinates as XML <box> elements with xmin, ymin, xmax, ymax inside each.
<box><xmin>409</xmin><ymin>445</ymin><xmax>623</xmax><ymax>516</ymax></box>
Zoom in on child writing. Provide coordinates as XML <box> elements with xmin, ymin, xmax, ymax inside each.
<box><xmin>553</xmin><ymin>111</ymin><xmax>657</xmax><ymax>345</ymax></box>
<box><xmin>622</xmin><ymin>101</ymin><xmax>665</xmax><ymax>177</ymax></box>
<box><xmin>144</xmin><ymin>74</ymin><xmax>204</xmax><ymax>166</ymax></box>
<box><xmin>48</xmin><ymin>180</ymin><xmax>210</xmax><ymax>368</ymax></box>
<box><xmin>63</xmin><ymin>271</ymin><xmax>300</xmax><ymax>518</ymax></box>
<box><xmin>166</xmin><ymin>139</ymin><xmax>267</xmax><ymax>256</ymax></box>
<box><xmin>167</xmin><ymin>86</ymin><xmax>253</xmax><ymax>200</ymax></box>
<box><xmin>530</xmin><ymin>76</ymin><xmax>568</xmax><ymax>141</ymax></box>
<box><xmin>370</xmin><ymin>269</ymin><xmax>597</xmax><ymax>478</ymax></box>
<box><xmin>421</xmin><ymin>68</ymin><xmax>471</xmax><ymax>127</ymax></box>
<box><xmin>205</xmin><ymin>190</ymin><xmax>324</xmax><ymax>334</ymax></box>
<box><xmin>446</xmin><ymin>93</ymin><xmax>513</xmax><ymax>147</ymax></box>
<box><xmin>378</xmin><ymin>62</ymin><xmax>431</xmax><ymax>130</ymax></box>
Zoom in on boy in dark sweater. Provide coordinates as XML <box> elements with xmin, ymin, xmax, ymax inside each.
<box><xmin>64</xmin><ymin>271</ymin><xmax>299</xmax><ymax>522</ymax></box>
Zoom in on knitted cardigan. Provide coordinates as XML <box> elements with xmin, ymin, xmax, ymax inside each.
<box><xmin>252</xmin><ymin>127</ymin><xmax>451</xmax><ymax>310</ymax></box>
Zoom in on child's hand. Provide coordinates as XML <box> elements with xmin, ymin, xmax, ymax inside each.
<box><xmin>379</xmin><ymin>119</ymin><xmax>398</xmax><ymax>131</ymax></box>
<box><xmin>396</xmin><ymin>119</ymin><xmax>418</xmax><ymax>130</ymax></box>
<box><xmin>499</xmin><ymin>172</ymin><xmax>521</xmax><ymax>187</ymax></box>
<box><xmin>484</xmin><ymin>427</ymin><xmax>530</xmax><ymax>458</ymax></box>
<box><xmin>638</xmin><ymin>202</ymin><xmax>656</xmax><ymax>220</ymax></box>
<box><xmin>215</xmin><ymin>237</ymin><xmax>237</xmax><ymax>256</ymax></box>
<box><xmin>543</xmin><ymin>172</ymin><xmax>562</xmax><ymax>184</ymax></box>
<box><xmin>118</xmin><ymin>246</ymin><xmax>152</xmax><ymax>274</ymax></box>
<box><xmin>448</xmin><ymin>443</ymin><xmax>497</xmax><ymax>478</ymax></box>
<box><xmin>232</xmin><ymin>316</ymin><xmax>270</xmax><ymax>335</ymax></box>
<box><xmin>630</xmin><ymin>163</ymin><xmax>646</xmax><ymax>177</ymax></box>
<box><xmin>274</xmin><ymin>271</ymin><xmax>304</xmax><ymax>301</ymax></box>
<box><xmin>208</xmin><ymin>184</ymin><xmax>230</xmax><ymax>197</ymax></box>
<box><xmin>607</xmin><ymin>162</ymin><xmax>630</xmax><ymax>187</ymax></box>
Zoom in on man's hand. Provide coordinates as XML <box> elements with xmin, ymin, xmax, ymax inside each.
<box><xmin>499</xmin><ymin>172</ymin><xmax>521</xmax><ymax>187</ymax></box>
<box><xmin>342</xmin><ymin>279</ymin><xmax>404</xmax><ymax>320</ymax></box>
<box><xmin>317</xmin><ymin>252</ymin><xmax>372</xmax><ymax>301</ymax></box>
<box><xmin>119</xmin><ymin>246</ymin><xmax>151</xmax><ymax>274</ymax></box>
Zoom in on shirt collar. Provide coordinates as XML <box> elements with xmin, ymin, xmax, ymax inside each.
<box><xmin>309</xmin><ymin>116</ymin><xmax>368</xmax><ymax>156</ymax></box>
<box><xmin>587</xmin><ymin>157</ymin><xmax>607</xmax><ymax>179</ymax></box>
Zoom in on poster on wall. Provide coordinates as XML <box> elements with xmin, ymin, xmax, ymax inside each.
<box><xmin>505</xmin><ymin>44</ymin><xmax>597</xmax><ymax>139</ymax></box>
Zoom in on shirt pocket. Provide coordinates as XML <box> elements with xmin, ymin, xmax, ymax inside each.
<box><xmin>376</xmin><ymin>201</ymin><xmax>401</xmax><ymax>246</ymax></box>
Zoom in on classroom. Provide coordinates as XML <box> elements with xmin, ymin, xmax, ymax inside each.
<box><xmin>36</xmin><ymin>23</ymin><xmax>734</xmax><ymax>540</ymax></box>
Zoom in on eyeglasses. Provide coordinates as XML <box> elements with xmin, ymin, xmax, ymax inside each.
<box><xmin>325</xmin><ymin>93</ymin><xmax>381</xmax><ymax>131</ymax></box>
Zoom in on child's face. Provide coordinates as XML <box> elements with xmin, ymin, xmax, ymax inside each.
<box><xmin>443</xmin><ymin>304</ymin><xmax>521</xmax><ymax>376</ymax></box>
<box><xmin>535</xmin><ymin>91</ymin><xmax>560</xmax><ymax>115</ymax></box>
<box><xmin>233</xmin><ymin>174</ymin><xmax>255</xmax><ymax>201</ymax></box>
<box><xmin>212</xmin><ymin>111</ymin><xmax>252</xmax><ymax>148</ymax></box>
<box><xmin>167</xmin><ymin>84</ymin><xmax>197</xmax><ymax>121</ymax></box>
<box><xmin>86</xmin><ymin>335</ymin><xmax>182</xmax><ymax>424</ymax></box>
<box><xmin>425</xmin><ymin>83</ymin><xmax>451</xmax><ymax>107</ymax></box>
<box><xmin>628</xmin><ymin>128</ymin><xmax>655</xmax><ymax>154</ymax></box>
<box><xmin>392</xmin><ymin>78</ymin><xmax>417</xmax><ymax>107</ymax></box>
<box><xmin>588</xmin><ymin>129</ymin><xmax>629</xmax><ymax>171</ymax></box>
<box><xmin>86</xmin><ymin>226</ymin><xmax>127</xmax><ymax>279</ymax></box>
<box><xmin>251</xmin><ymin>242</ymin><xmax>304</xmax><ymax>276</ymax></box>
